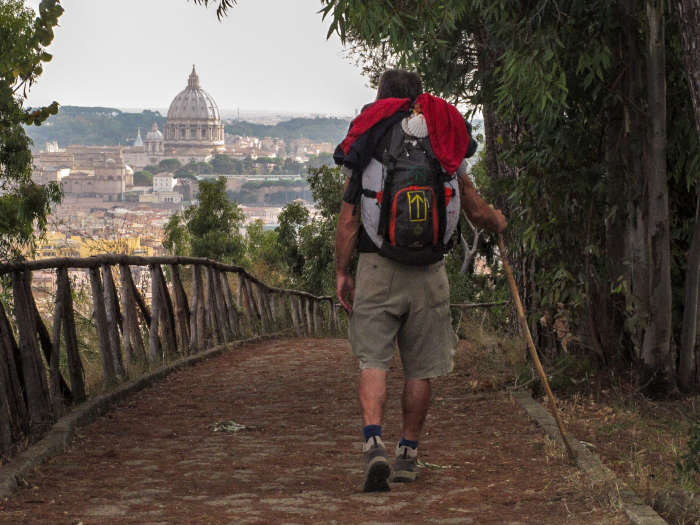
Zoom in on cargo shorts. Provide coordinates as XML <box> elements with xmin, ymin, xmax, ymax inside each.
<box><xmin>349</xmin><ymin>252</ymin><xmax>458</xmax><ymax>379</ymax></box>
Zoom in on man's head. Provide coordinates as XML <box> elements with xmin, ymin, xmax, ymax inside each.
<box><xmin>376</xmin><ymin>69</ymin><xmax>423</xmax><ymax>101</ymax></box>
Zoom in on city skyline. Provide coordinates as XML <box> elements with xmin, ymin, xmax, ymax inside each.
<box><xmin>23</xmin><ymin>0</ymin><xmax>377</xmax><ymax>116</ymax></box>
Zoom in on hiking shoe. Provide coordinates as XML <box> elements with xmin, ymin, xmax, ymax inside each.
<box><xmin>362</xmin><ymin>436</ymin><xmax>391</xmax><ymax>492</ymax></box>
<box><xmin>391</xmin><ymin>444</ymin><xmax>418</xmax><ymax>482</ymax></box>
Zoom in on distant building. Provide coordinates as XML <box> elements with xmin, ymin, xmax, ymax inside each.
<box><xmin>45</xmin><ymin>141</ymin><xmax>62</xmax><ymax>152</ymax></box>
<box><xmin>34</xmin><ymin>151</ymin><xmax>74</xmax><ymax>170</ymax></box>
<box><xmin>32</xmin><ymin>167</ymin><xmax>71</xmax><ymax>185</ymax></box>
<box><xmin>153</xmin><ymin>172</ymin><xmax>175</xmax><ymax>193</ymax></box>
<box><xmin>60</xmin><ymin>170</ymin><xmax>125</xmax><ymax>200</ymax></box>
<box><xmin>174</xmin><ymin>178</ymin><xmax>197</xmax><ymax>202</ymax></box>
<box><xmin>144</xmin><ymin>122</ymin><xmax>164</xmax><ymax>162</ymax></box>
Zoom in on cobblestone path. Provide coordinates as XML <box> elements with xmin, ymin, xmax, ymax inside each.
<box><xmin>1</xmin><ymin>338</ymin><xmax>629</xmax><ymax>524</ymax></box>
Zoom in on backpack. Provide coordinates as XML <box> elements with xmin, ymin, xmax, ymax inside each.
<box><xmin>359</xmin><ymin>120</ymin><xmax>461</xmax><ymax>266</ymax></box>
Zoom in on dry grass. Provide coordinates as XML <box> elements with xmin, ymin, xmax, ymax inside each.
<box><xmin>557</xmin><ymin>390</ymin><xmax>700</xmax><ymax>524</ymax></box>
<box><xmin>454</xmin><ymin>312</ymin><xmax>699</xmax><ymax>523</ymax></box>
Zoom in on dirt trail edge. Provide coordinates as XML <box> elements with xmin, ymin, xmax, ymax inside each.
<box><xmin>1</xmin><ymin>338</ymin><xmax>629</xmax><ymax>524</ymax></box>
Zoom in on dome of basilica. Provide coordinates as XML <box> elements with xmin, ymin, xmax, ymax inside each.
<box><xmin>164</xmin><ymin>66</ymin><xmax>225</xmax><ymax>148</ymax></box>
<box><xmin>145</xmin><ymin>122</ymin><xmax>164</xmax><ymax>141</ymax></box>
<box><xmin>167</xmin><ymin>66</ymin><xmax>220</xmax><ymax>121</ymax></box>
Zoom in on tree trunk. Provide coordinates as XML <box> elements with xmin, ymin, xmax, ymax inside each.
<box><xmin>639</xmin><ymin>0</ymin><xmax>676</xmax><ymax>395</ymax></box>
<box><xmin>680</xmin><ymin>194</ymin><xmax>700</xmax><ymax>390</ymax></box>
<box><xmin>674</xmin><ymin>0</ymin><xmax>700</xmax><ymax>391</ymax></box>
<box><xmin>673</xmin><ymin>0</ymin><xmax>700</xmax><ymax>138</ymax></box>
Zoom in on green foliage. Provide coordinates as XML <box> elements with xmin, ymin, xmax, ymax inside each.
<box><xmin>157</xmin><ymin>158</ymin><xmax>181</xmax><ymax>172</ymax></box>
<box><xmin>162</xmin><ymin>212</ymin><xmax>190</xmax><ymax>257</ymax></box>
<box><xmin>225</xmin><ymin>117</ymin><xmax>350</xmax><ymax>144</ymax></box>
<box><xmin>297</xmin><ymin>216</ymin><xmax>337</xmax><ymax>296</ymax></box>
<box><xmin>243</xmin><ymin>219</ymin><xmax>285</xmax><ymax>286</ymax></box>
<box><xmin>132</xmin><ymin>170</ymin><xmax>153</xmax><ymax>186</ymax></box>
<box><xmin>210</xmin><ymin>154</ymin><xmax>239</xmax><ymax>174</ymax></box>
<box><xmin>272</xmin><ymin>165</ymin><xmax>344</xmax><ymax>295</ymax></box>
<box><xmin>24</xmin><ymin>106</ymin><xmax>166</xmax><ymax>149</ymax></box>
<box><xmin>174</xmin><ymin>161</ymin><xmax>211</xmax><ymax>179</ymax></box>
<box><xmin>163</xmin><ymin>177</ymin><xmax>245</xmax><ymax>263</ymax></box>
<box><xmin>0</xmin><ymin>0</ymin><xmax>63</xmax><ymax>260</ymax></box>
<box><xmin>307</xmin><ymin>164</ymin><xmax>344</xmax><ymax>219</ymax></box>
<box><xmin>276</xmin><ymin>201</ymin><xmax>310</xmax><ymax>279</ymax></box>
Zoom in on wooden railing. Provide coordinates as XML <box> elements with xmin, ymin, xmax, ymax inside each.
<box><xmin>0</xmin><ymin>255</ymin><xmax>341</xmax><ymax>459</ymax></box>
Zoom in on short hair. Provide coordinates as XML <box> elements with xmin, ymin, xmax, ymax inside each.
<box><xmin>376</xmin><ymin>69</ymin><xmax>423</xmax><ymax>100</ymax></box>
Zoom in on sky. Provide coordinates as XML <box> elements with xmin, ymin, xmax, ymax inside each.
<box><xmin>23</xmin><ymin>0</ymin><xmax>377</xmax><ymax>117</ymax></box>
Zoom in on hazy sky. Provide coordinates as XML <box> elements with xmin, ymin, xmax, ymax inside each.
<box><xmin>23</xmin><ymin>0</ymin><xmax>377</xmax><ymax>116</ymax></box>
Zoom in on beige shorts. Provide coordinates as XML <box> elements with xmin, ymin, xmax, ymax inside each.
<box><xmin>349</xmin><ymin>252</ymin><xmax>457</xmax><ymax>379</ymax></box>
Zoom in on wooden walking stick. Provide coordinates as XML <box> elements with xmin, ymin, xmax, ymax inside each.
<box><xmin>497</xmin><ymin>233</ymin><xmax>577</xmax><ymax>460</ymax></box>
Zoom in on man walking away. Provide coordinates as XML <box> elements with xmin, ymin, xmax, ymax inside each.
<box><xmin>335</xmin><ymin>69</ymin><xmax>507</xmax><ymax>492</ymax></box>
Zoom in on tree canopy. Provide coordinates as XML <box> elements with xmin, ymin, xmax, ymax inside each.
<box><xmin>0</xmin><ymin>0</ymin><xmax>63</xmax><ymax>260</ymax></box>
<box><xmin>317</xmin><ymin>0</ymin><xmax>700</xmax><ymax>395</ymax></box>
<box><xmin>163</xmin><ymin>177</ymin><xmax>245</xmax><ymax>263</ymax></box>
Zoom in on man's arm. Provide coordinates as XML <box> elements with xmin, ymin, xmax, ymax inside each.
<box><xmin>458</xmin><ymin>172</ymin><xmax>507</xmax><ymax>233</ymax></box>
<box><xmin>335</xmin><ymin>176</ymin><xmax>361</xmax><ymax>313</ymax></box>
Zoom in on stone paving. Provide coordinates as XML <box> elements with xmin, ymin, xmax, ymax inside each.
<box><xmin>0</xmin><ymin>338</ymin><xmax>629</xmax><ymax>524</ymax></box>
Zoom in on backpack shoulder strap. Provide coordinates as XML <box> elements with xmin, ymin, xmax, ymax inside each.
<box><xmin>382</xmin><ymin>121</ymin><xmax>406</xmax><ymax>168</ymax></box>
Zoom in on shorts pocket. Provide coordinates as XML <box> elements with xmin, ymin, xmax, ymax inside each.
<box><xmin>354</xmin><ymin>254</ymin><xmax>393</xmax><ymax>306</ymax></box>
<box><xmin>424</xmin><ymin>263</ymin><xmax>450</xmax><ymax>308</ymax></box>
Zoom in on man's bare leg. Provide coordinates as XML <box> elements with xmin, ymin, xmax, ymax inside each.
<box><xmin>359</xmin><ymin>368</ymin><xmax>386</xmax><ymax>425</ymax></box>
<box><xmin>401</xmin><ymin>378</ymin><xmax>431</xmax><ymax>441</ymax></box>
<box><xmin>390</xmin><ymin>378</ymin><xmax>430</xmax><ymax>483</ymax></box>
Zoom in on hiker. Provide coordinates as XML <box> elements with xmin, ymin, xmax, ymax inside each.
<box><xmin>334</xmin><ymin>69</ymin><xmax>507</xmax><ymax>492</ymax></box>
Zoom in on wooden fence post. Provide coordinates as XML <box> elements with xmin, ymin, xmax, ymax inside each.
<box><xmin>296</xmin><ymin>295</ymin><xmax>306</xmax><ymax>336</ymax></box>
<box><xmin>0</xmin><ymin>298</ymin><xmax>28</xmax><ymax>452</ymax></box>
<box><xmin>239</xmin><ymin>276</ymin><xmax>254</xmax><ymax>334</ymax></box>
<box><xmin>287</xmin><ymin>294</ymin><xmax>299</xmax><ymax>335</ymax></box>
<box><xmin>221</xmin><ymin>272</ymin><xmax>240</xmax><ymax>338</ymax></box>
<box><xmin>212</xmin><ymin>268</ymin><xmax>232</xmax><ymax>341</ymax></box>
<box><xmin>312</xmin><ymin>300</ymin><xmax>320</xmax><ymax>336</ymax></box>
<box><xmin>304</xmin><ymin>297</ymin><xmax>313</xmax><ymax>336</ymax></box>
<box><xmin>89</xmin><ymin>266</ymin><xmax>118</xmax><ymax>386</ymax></box>
<box><xmin>12</xmin><ymin>270</ymin><xmax>52</xmax><ymax>433</ymax></box>
<box><xmin>243</xmin><ymin>277</ymin><xmax>261</xmax><ymax>334</ymax></box>
<box><xmin>50</xmin><ymin>272</ymin><xmax>65</xmax><ymax>412</ymax></box>
<box><xmin>169</xmin><ymin>264</ymin><xmax>191</xmax><ymax>355</ymax></box>
<box><xmin>203</xmin><ymin>266</ymin><xmax>223</xmax><ymax>344</ymax></box>
<box><xmin>155</xmin><ymin>265</ymin><xmax>177</xmax><ymax>359</ymax></box>
<box><xmin>126</xmin><ymin>267</ymin><xmax>151</xmax><ymax>328</ymax></box>
<box><xmin>269</xmin><ymin>293</ymin><xmax>279</xmax><ymax>330</ymax></box>
<box><xmin>102</xmin><ymin>265</ymin><xmax>126</xmax><ymax>379</ymax></box>
<box><xmin>118</xmin><ymin>264</ymin><xmax>147</xmax><ymax>370</ymax></box>
<box><xmin>26</xmin><ymin>278</ymin><xmax>72</xmax><ymax>402</ymax></box>
<box><xmin>57</xmin><ymin>268</ymin><xmax>85</xmax><ymax>402</ymax></box>
<box><xmin>190</xmin><ymin>265</ymin><xmax>206</xmax><ymax>352</ymax></box>
<box><xmin>148</xmin><ymin>264</ymin><xmax>162</xmax><ymax>363</ymax></box>
<box><xmin>262</xmin><ymin>287</ymin><xmax>275</xmax><ymax>331</ymax></box>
